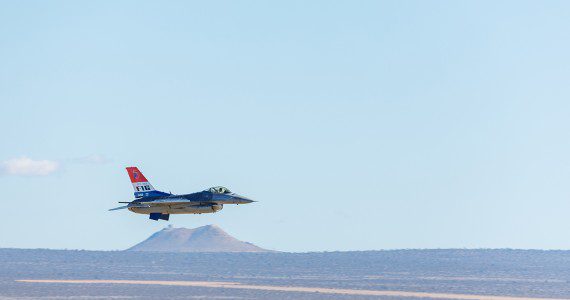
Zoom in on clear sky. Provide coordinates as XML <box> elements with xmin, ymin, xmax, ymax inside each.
<box><xmin>1</xmin><ymin>1</ymin><xmax>570</xmax><ymax>252</ymax></box>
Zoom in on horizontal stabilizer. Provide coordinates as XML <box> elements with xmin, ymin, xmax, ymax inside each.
<box><xmin>109</xmin><ymin>204</ymin><xmax>151</xmax><ymax>211</ymax></box>
<box><xmin>108</xmin><ymin>205</ymin><xmax>129</xmax><ymax>211</ymax></box>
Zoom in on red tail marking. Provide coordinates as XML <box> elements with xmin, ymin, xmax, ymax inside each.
<box><xmin>126</xmin><ymin>167</ymin><xmax>149</xmax><ymax>183</ymax></box>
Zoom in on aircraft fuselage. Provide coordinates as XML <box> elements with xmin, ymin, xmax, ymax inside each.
<box><xmin>110</xmin><ymin>167</ymin><xmax>255</xmax><ymax>221</ymax></box>
<box><xmin>128</xmin><ymin>191</ymin><xmax>253</xmax><ymax>215</ymax></box>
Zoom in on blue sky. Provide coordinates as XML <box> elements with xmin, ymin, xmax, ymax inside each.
<box><xmin>1</xmin><ymin>1</ymin><xmax>570</xmax><ymax>252</ymax></box>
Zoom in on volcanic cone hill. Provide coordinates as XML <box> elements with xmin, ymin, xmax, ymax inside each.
<box><xmin>127</xmin><ymin>225</ymin><xmax>270</xmax><ymax>253</ymax></box>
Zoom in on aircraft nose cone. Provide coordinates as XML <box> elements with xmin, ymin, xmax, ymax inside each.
<box><xmin>234</xmin><ymin>194</ymin><xmax>255</xmax><ymax>204</ymax></box>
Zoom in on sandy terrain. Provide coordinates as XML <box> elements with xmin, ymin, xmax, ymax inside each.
<box><xmin>17</xmin><ymin>279</ymin><xmax>569</xmax><ymax>300</ymax></box>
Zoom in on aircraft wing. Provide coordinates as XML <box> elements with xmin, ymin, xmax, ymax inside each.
<box><xmin>137</xmin><ymin>198</ymin><xmax>193</xmax><ymax>206</ymax></box>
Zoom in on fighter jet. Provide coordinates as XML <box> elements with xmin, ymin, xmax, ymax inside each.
<box><xmin>109</xmin><ymin>167</ymin><xmax>255</xmax><ymax>221</ymax></box>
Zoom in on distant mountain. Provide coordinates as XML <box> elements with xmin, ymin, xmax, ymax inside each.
<box><xmin>127</xmin><ymin>225</ymin><xmax>271</xmax><ymax>253</ymax></box>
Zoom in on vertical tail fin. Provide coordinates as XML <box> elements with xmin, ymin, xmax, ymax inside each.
<box><xmin>126</xmin><ymin>167</ymin><xmax>169</xmax><ymax>198</ymax></box>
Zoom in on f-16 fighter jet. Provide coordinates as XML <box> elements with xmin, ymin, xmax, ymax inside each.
<box><xmin>109</xmin><ymin>167</ymin><xmax>255</xmax><ymax>221</ymax></box>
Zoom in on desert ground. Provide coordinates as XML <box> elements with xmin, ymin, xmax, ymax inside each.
<box><xmin>3</xmin><ymin>249</ymin><xmax>570</xmax><ymax>299</ymax></box>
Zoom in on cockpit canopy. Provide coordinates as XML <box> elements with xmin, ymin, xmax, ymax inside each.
<box><xmin>207</xmin><ymin>186</ymin><xmax>232</xmax><ymax>194</ymax></box>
